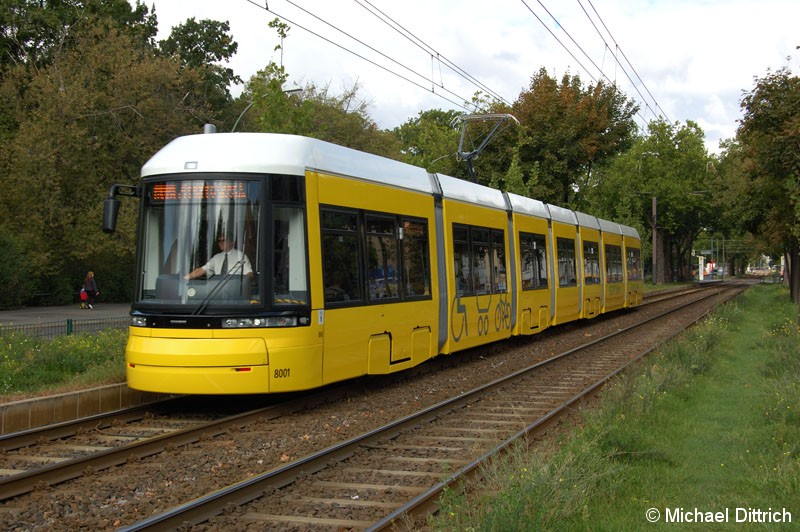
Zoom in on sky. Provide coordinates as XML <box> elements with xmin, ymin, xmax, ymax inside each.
<box><xmin>137</xmin><ymin>0</ymin><xmax>798</xmax><ymax>153</ymax></box>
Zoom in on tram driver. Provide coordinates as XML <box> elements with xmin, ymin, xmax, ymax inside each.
<box><xmin>184</xmin><ymin>231</ymin><xmax>253</xmax><ymax>281</ymax></box>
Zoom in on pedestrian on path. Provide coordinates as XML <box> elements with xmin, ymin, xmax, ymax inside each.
<box><xmin>83</xmin><ymin>271</ymin><xmax>100</xmax><ymax>310</ymax></box>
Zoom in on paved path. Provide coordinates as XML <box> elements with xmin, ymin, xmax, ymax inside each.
<box><xmin>0</xmin><ymin>303</ymin><xmax>131</xmax><ymax>326</ymax></box>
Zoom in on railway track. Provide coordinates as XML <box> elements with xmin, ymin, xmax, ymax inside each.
<box><xmin>118</xmin><ymin>282</ymin><xmax>746</xmax><ymax>531</ymax></box>
<box><xmin>0</xmin><ymin>282</ymin><xmax>744</xmax><ymax>529</ymax></box>
<box><xmin>0</xmin><ymin>393</ymin><xmax>343</xmax><ymax>502</ymax></box>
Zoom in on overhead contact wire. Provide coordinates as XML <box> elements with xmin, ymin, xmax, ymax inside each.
<box><xmin>355</xmin><ymin>0</ymin><xmax>512</xmax><ymax>106</ymax></box>
<box><xmin>583</xmin><ymin>0</ymin><xmax>671</xmax><ymax>122</ymax></box>
<box><xmin>245</xmin><ymin>0</ymin><xmax>473</xmax><ymax>112</ymax></box>
<box><xmin>520</xmin><ymin>0</ymin><xmax>651</xmax><ymax>127</ymax></box>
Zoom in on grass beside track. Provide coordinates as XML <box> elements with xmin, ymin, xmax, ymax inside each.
<box><xmin>433</xmin><ymin>284</ymin><xmax>799</xmax><ymax>531</ymax></box>
<box><xmin>0</xmin><ymin>283</ymin><xmax>676</xmax><ymax>404</ymax></box>
<box><xmin>0</xmin><ymin>329</ymin><xmax>127</xmax><ymax>400</ymax></box>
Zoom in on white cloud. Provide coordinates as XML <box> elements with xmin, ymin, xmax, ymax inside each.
<box><xmin>141</xmin><ymin>0</ymin><xmax>799</xmax><ymax>153</ymax></box>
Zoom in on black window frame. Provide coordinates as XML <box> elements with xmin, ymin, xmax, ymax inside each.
<box><xmin>605</xmin><ymin>244</ymin><xmax>624</xmax><ymax>283</ymax></box>
<box><xmin>557</xmin><ymin>237</ymin><xmax>577</xmax><ymax>287</ymax></box>
<box><xmin>627</xmin><ymin>247</ymin><xmax>643</xmax><ymax>281</ymax></box>
<box><xmin>321</xmin><ymin>208</ymin><xmax>363</xmax><ymax>305</ymax></box>
<box><xmin>452</xmin><ymin>223</ymin><xmax>506</xmax><ymax>297</ymax></box>
<box><xmin>321</xmin><ymin>205</ymin><xmax>432</xmax><ymax>308</ymax></box>
<box><xmin>583</xmin><ymin>240</ymin><xmax>601</xmax><ymax>285</ymax></box>
<box><xmin>401</xmin><ymin>218</ymin><xmax>432</xmax><ymax>299</ymax></box>
<box><xmin>270</xmin><ymin>174</ymin><xmax>309</xmax><ymax>308</ymax></box>
<box><xmin>520</xmin><ymin>231</ymin><xmax>549</xmax><ymax>290</ymax></box>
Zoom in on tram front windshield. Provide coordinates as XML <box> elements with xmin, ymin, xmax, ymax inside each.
<box><xmin>136</xmin><ymin>175</ymin><xmax>308</xmax><ymax>311</ymax></box>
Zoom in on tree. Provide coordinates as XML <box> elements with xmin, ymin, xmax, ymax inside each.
<box><xmin>0</xmin><ymin>12</ymin><xmax>215</xmax><ymax>304</ymax></box>
<box><xmin>158</xmin><ymin>17</ymin><xmax>241</xmax><ymax>117</ymax></box>
<box><xmin>506</xmin><ymin>68</ymin><xmax>639</xmax><ymax>205</ymax></box>
<box><xmin>394</xmin><ymin>109</ymin><xmax>465</xmax><ymax>177</ymax></box>
<box><xmin>585</xmin><ymin>119</ymin><xmax>717</xmax><ymax>283</ymax></box>
<box><xmin>236</xmin><ymin>20</ymin><xmax>400</xmax><ymax>157</ymax></box>
<box><xmin>737</xmin><ymin>67</ymin><xmax>800</xmax><ymax>308</ymax></box>
<box><xmin>0</xmin><ymin>0</ymin><xmax>156</xmax><ymax>70</ymax></box>
<box><xmin>711</xmin><ymin>139</ymin><xmax>766</xmax><ymax>277</ymax></box>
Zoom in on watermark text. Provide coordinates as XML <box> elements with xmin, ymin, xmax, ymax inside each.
<box><xmin>646</xmin><ymin>507</ymin><xmax>792</xmax><ymax>524</ymax></box>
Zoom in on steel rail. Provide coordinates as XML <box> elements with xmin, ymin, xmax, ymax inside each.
<box><xmin>122</xmin><ymin>282</ymin><xmax>746</xmax><ymax>530</ymax></box>
<box><xmin>0</xmin><ymin>391</ymin><xmax>339</xmax><ymax>502</ymax></box>
<box><xmin>371</xmin><ymin>282</ymin><xmax>747</xmax><ymax>529</ymax></box>
<box><xmin>0</xmin><ymin>393</ymin><xmax>239</xmax><ymax>451</ymax></box>
<box><xmin>0</xmin><ymin>281</ymin><xmax>706</xmax><ymax>448</ymax></box>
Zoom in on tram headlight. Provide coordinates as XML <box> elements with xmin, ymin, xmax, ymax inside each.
<box><xmin>131</xmin><ymin>316</ymin><xmax>148</xmax><ymax>327</ymax></box>
<box><xmin>221</xmin><ymin>317</ymin><xmax>299</xmax><ymax>328</ymax></box>
<box><xmin>222</xmin><ymin>318</ymin><xmax>265</xmax><ymax>328</ymax></box>
<box><xmin>265</xmin><ymin>316</ymin><xmax>298</xmax><ymax>327</ymax></box>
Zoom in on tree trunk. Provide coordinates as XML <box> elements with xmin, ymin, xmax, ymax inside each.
<box><xmin>787</xmin><ymin>237</ymin><xmax>800</xmax><ymax>326</ymax></box>
<box><xmin>656</xmin><ymin>228</ymin><xmax>666</xmax><ymax>284</ymax></box>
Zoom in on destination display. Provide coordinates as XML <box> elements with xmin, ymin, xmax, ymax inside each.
<box><xmin>150</xmin><ymin>182</ymin><xmax>248</xmax><ymax>202</ymax></box>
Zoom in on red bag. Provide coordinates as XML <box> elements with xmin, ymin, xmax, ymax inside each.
<box><xmin>80</xmin><ymin>289</ymin><xmax>88</xmax><ymax>301</ymax></box>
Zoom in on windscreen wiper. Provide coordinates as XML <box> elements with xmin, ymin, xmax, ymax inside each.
<box><xmin>191</xmin><ymin>258</ymin><xmax>247</xmax><ymax>315</ymax></box>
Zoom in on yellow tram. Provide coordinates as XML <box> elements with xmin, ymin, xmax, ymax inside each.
<box><xmin>103</xmin><ymin>131</ymin><xmax>643</xmax><ymax>394</ymax></box>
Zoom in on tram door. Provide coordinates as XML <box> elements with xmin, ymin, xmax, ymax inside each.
<box><xmin>514</xmin><ymin>218</ymin><xmax>551</xmax><ymax>335</ymax></box>
<box><xmin>599</xmin><ymin>220</ymin><xmax>625</xmax><ymax>312</ymax></box>
<box><xmin>577</xmin><ymin>214</ymin><xmax>603</xmax><ymax>319</ymax></box>
<box><xmin>551</xmin><ymin>221</ymin><xmax>580</xmax><ymax>325</ymax></box>
<box><xmin>316</xmin><ymin>172</ymin><xmax>438</xmax><ymax>384</ymax></box>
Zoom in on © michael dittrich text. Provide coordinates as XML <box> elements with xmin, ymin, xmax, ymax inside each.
<box><xmin>665</xmin><ymin>507</ymin><xmax>792</xmax><ymax>523</ymax></box>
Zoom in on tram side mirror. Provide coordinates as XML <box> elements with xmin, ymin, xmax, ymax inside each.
<box><xmin>102</xmin><ymin>184</ymin><xmax>141</xmax><ymax>234</ymax></box>
<box><xmin>102</xmin><ymin>197</ymin><xmax>120</xmax><ymax>234</ymax></box>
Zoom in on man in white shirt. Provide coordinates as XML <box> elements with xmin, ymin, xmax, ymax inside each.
<box><xmin>184</xmin><ymin>232</ymin><xmax>253</xmax><ymax>280</ymax></box>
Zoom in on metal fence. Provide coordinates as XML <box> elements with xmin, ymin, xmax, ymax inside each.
<box><xmin>0</xmin><ymin>317</ymin><xmax>129</xmax><ymax>341</ymax></box>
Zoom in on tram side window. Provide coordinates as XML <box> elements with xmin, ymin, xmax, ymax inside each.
<box><xmin>520</xmin><ymin>232</ymin><xmax>548</xmax><ymax>290</ymax></box>
<box><xmin>583</xmin><ymin>241</ymin><xmax>601</xmax><ymax>284</ymax></box>
<box><xmin>492</xmin><ymin>230</ymin><xmax>507</xmax><ymax>292</ymax></box>
<box><xmin>322</xmin><ymin>210</ymin><xmax>362</xmax><ymax>304</ymax></box>
<box><xmin>273</xmin><ymin>206</ymin><xmax>308</xmax><ymax>304</ymax></box>
<box><xmin>472</xmin><ymin>228</ymin><xmax>491</xmax><ymax>294</ymax></box>
<box><xmin>627</xmin><ymin>247</ymin><xmax>642</xmax><ymax>281</ymax></box>
<box><xmin>402</xmin><ymin>219</ymin><xmax>431</xmax><ymax>298</ymax></box>
<box><xmin>453</xmin><ymin>225</ymin><xmax>472</xmax><ymax>296</ymax></box>
<box><xmin>453</xmin><ymin>224</ymin><xmax>506</xmax><ymax>296</ymax></box>
<box><xmin>322</xmin><ymin>207</ymin><xmax>432</xmax><ymax>306</ymax></box>
<box><xmin>366</xmin><ymin>215</ymin><xmax>399</xmax><ymax>300</ymax></box>
<box><xmin>557</xmin><ymin>237</ymin><xmax>577</xmax><ymax>287</ymax></box>
<box><xmin>605</xmin><ymin>244</ymin><xmax>623</xmax><ymax>282</ymax></box>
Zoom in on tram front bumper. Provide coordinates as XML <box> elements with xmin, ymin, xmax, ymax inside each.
<box><xmin>125</xmin><ymin>334</ymin><xmax>269</xmax><ymax>394</ymax></box>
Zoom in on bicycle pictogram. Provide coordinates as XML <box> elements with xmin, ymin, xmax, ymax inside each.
<box><xmin>494</xmin><ymin>296</ymin><xmax>511</xmax><ymax>331</ymax></box>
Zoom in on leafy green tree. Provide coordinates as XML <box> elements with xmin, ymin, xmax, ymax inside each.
<box><xmin>585</xmin><ymin>119</ymin><xmax>716</xmax><ymax>282</ymax></box>
<box><xmin>0</xmin><ymin>14</ymin><xmax>213</xmax><ymax>304</ymax></box>
<box><xmin>158</xmin><ymin>17</ymin><xmax>241</xmax><ymax>117</ymax></box>
<box><xmin>0</xmin><ymin>232</ymin><xmax>30</xmax><ymax>309</ymax></box>
<box><xmin>507</xmin><ymin>68</ymin><xmax>639</xmax><ymax>205</ymax></box>
<box><xmin>737</xmin><ymin>67</ymin><xmax>800</xmax><ymax>306</ymax></box>
<box><xmin>708</xmin><ymin>139</ymin><xmax>763</xmax><ymax>277</ymax></box>
<box><xmin>0</xmin><ymin>0</ymin><xmax>156</xmax><ymax>70</ymax></box>
<box><xmin>394</xmin><ymin>109</ymin><xmax>464</xmax><ymax>177</ymax></box>
<box><xmin>237</xmin><ymin>20</ymin><xmax>400</xmax><ymax>157</ymax></box>
<box><xmin>386</xmin><ymin>70</ymin><xmax>638</xmax><ymax>205</ymax></box>
<box><xmin>289</xmin><ymin>81</ymin><xmax>399</xmax><ymax>154</ymax></box>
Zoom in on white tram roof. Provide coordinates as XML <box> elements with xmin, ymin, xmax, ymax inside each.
<box><xmin>598</xmin><ymin>219</ymin><xmax>640</xmax><ymax>240</ymax></box>
<box><xmin>506</xmin><ymin>192</ymin><xmax>550</xmax><ymax>219</ymax></box>
<box><xmin>143</xmin><ymin>132</ymin><xmax>513</xmax><ymax>211</ymax></box>
<box><xmin>547</xmin><ymin>203</ymin><xmax>578</xmax><ymax>225</ymax></box>
<box><xmin>141</xmin><ymin>133</ymin><xmax>637</xmax><ymax>230</ymax></box>
<box><xmin>575</xmin><ymin>211</ymin><xmax>600</xmax><ymax>230</ymax></box>
<box><xmin>142</xmin><ymin>132</ymin><xmax>435</xmax><ymax>195</ymax></box>
<box><xmin>620</xmin><ymin>224</ymin><xmax>641</xmax><ymax>239</ymax></box>
<box><xmin>436</xmin><ymin>173</ymin><xmax>507</xmax><ymax>211</ymax></box>
<box><xmin>598</xmin><ymin>218</ymin><xmax>622</xmax><ymax>235</ymax></box>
